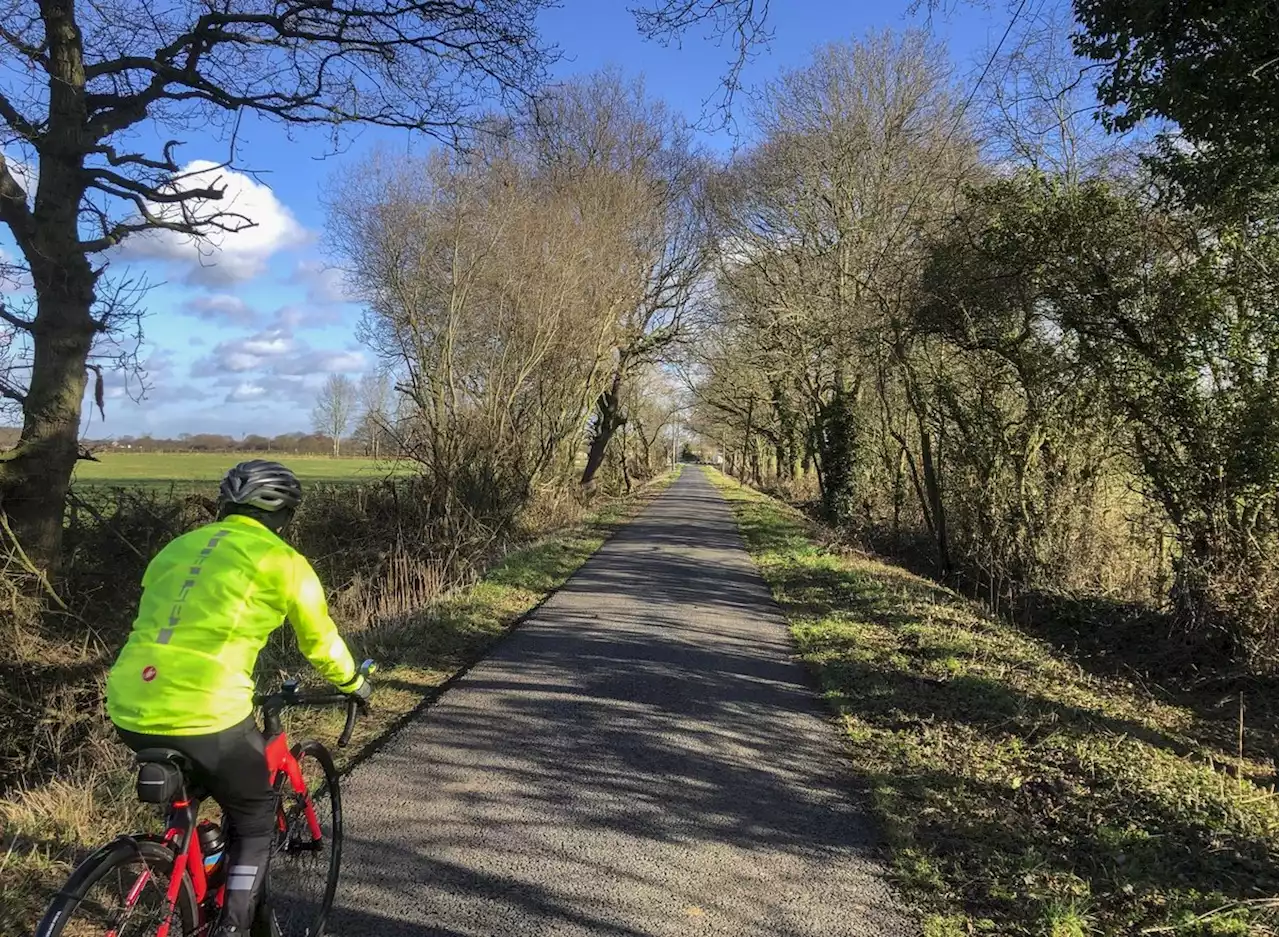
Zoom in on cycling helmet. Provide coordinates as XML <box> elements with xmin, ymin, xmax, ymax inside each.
<box><xmin>218</xmin><ymin>460</ymin><xmax>302</xmax><ymax>512</ymax></box>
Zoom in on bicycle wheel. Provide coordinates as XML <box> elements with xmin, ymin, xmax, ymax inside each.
<box><xmin>265</xmin><ymin>739</ymin><xmax>342</xmax><ymax>937</ymax></box>
<box><xmin>36</xmin><ymin>837</ymin><xmax>199</xmax><ymax>937</ymax></box>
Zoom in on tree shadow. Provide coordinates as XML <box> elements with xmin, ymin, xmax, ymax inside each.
<box><xmin>781</xmin><ymin>500</ymin><xmax>1278</xmax><ymax>770</ymax></box>
<box><xmin>328</xmin><ymin>472</ymin><xmax>916</xmax><ymax>936</ymax></box>
<box><xmin>756</xmin><ymin>541</ymin><xmax>1278</xmax><ymax>931</ymax></box>
<box><xmin>1012</xmin><ymin>590</ymin><xmax>1278</xmax><ymax>766</ymax></box>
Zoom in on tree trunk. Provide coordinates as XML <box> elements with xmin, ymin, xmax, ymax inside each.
<box><xmin>817</xmin><ymin>386</ymin><xmax>858</xmax><ymax>523</ymax></box>
<box><xmin>892</xmin><ymin>447</ymin><xmax>905</xmax><ymax>544</ymax></box>
<box><xmin>632</xmin><ymin>416</ymin><xmax>652</xmax><ymax>477</ymax></box>
<box><xmin>770</xmin><ymin>383</ymin><xmax>800</xmax><ymax>481</ymax></box>
<box><xmin>920</xmin><ymin>428</ymin><xmax>951</xmax><ymax>577</ymax></box>
<box><xmin>0</xmin><ymin>266</ymin><xmax>98</xmax><ymax>575</ymax></box>
<box><xmin>580</xmin><ymin>370</ymin><xmax>626</xmax><ymax>486</ymax></box>
<box><xmin>618</xmin><ymin>421</ymin><xmax>632</xmax><ymax>493</ymax></box>
<box><xmin>0</xmin><ymin>0</ymin><xmax>99</xmax><ymax>577</ymax></box>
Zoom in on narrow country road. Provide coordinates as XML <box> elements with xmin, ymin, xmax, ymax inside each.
<box><xmin>329</xmin><ymin>468</ymin><xmax>915</xmax><ymax>936</ymax></box>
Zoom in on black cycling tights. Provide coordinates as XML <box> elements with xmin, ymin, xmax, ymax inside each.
<box><xmin>117</xmin><ymin>716</ymin><xmax>273</xmax><ymax>933</ymax></box>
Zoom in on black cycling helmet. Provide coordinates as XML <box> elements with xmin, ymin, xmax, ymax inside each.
<box><xmin>218</xmin><ymin>460</ymin><xmax>302</xmax><ymax>513</ymax></box>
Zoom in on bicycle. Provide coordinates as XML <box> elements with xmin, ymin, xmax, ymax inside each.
<box><xmin>35</xmin><ymin>660</ymin><xmax>376</xmax><ymax>937</ymax></box>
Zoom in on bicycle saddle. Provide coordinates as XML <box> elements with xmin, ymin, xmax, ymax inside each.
<box><xmin>134</xmin><ymin>748</ymin><xmax>193</xmax><ymax>771</ymax></box>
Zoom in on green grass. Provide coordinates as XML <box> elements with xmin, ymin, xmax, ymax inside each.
<box><xmin>72</xmin><ymin>451</ymin><xmax>402</xmax><ymax>488</ymax></box>
<box><xmin>0</xmin><ymin>468</ymin><xmax>680</xmax><ymax>937</ymax></box>
<box><xmin>707</xmin><ymin>469</ymin><xmax>1278</xmax><ymax>937</ymax></box>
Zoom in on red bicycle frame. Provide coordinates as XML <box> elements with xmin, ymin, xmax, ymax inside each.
<box><xmin>137</xmin><ymin>729</ymin><xmax>321</xmax><ymax>937</ymax></box>
<box><xmin>44</xmin><ymin>670</ymin><xmax>370</xmax><ymax>937</ymax></box>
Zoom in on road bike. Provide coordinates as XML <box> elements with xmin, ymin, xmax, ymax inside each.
<box><xmin>35</xmin><ymin>661</ymin><xmax>375</xmax><ymax>937</ymax></box>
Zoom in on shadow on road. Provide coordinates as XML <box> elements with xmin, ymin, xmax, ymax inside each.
<box><xmin>328</xmin><ymin>472</ymin><xmax>913</xmax><ymax>937</ymax></box>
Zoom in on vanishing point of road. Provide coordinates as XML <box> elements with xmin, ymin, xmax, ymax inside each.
<box><xmin>330</xmin><ymin>468</ymin><xmax>916</xmax><ymax>937</ymax></box>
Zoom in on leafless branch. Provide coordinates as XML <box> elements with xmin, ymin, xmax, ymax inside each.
<box><xmin>0</xmin><ymin>153</ymin><xmax>36</xmax><ymax>256</ymax></box>
<box><xmin>0</xmin><ymin>304</ymin><xmax>33</xmax><ymax>331</ymax></box>
<box><xmin>0</xmin><ymin>90</ymin><xmax>41</xmax><ymax>142</ymax></box>
<box><xmin>631</xmin><ymin>0</ymin><xmax>772</xmax><ymax>127</ymax></box>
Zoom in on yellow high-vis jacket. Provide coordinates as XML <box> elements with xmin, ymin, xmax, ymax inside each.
<box><xmin>107</xmin><ymin>513</ymin><xmax>360</xmax><ymax>736</ymax></box>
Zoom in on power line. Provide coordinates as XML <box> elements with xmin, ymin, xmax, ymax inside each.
<box><xmin>959</xmin><ymin>0</ymin><xmax>1033</xmax><ymax>128</ymax></box>
<box><xmin>866</xmin><ymin>0</ymin><xmax>1031</xmax><ymax>285</ymax></box>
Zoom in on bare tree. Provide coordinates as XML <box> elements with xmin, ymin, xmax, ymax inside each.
<box><xmin>705</xmin><ymin>30</ymin><xmax>971</xmax><ymax>521</ymax></box>
<box><xmin>620</xmin><ymin>365</ymin><xmax>683</xmax><ymax>480</ymax></box>
<box><xmin>330</xmin><ymin>140</ymin><xmax>622</xmax><ymax>519</ymax></box>
<box><xmin>525</xmin><ymin>73</ymin><xmax>711</xmax><ymax>487</ymax></box>
<box><xmin>312</xmin><ymin>374</ymin><xmax>357</xmax><ymax>458</ymax></box>
<box><xmin>0</xmin><ymin>0</ymin><xmax>556</xmax><ymax>573</ymax></box>
<box><xmin>355</xmin><ymin>372</ymin><xmax>393</xmax><ymax>459</ymax></box>
<box><xmin>978</xmin><ymin>2</ymin><xmax>1137</xmax><ymax>182</ymax></box>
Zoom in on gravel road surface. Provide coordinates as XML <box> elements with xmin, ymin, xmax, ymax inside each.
<box><xmin>328</xmin><ymin>468</ymin><xmax>916</xmax><ymax>936</ymax></box>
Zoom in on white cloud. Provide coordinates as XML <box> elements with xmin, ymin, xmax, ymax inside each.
<box><xmin>218</xmin><ymin>373</ymin><xmax>312</xmax><ymax>407</ymax></box>
<box><xmin>194</xmin><ymin>323</ymin><xmax>363</xmax><ymax>381</ymax></box>
<box><xmin>118</xmin><ymin>161</ymin><xmax>309</xmax><ymax>285</ymax></box>
<box><xmin>274</xmin><ymin>350</ymin><xmax>365</xmax><ymax>375</ymax></box>
<box><xmin>238</xmin><ymin>329</ymin><xmax>296</xmax><ymax>358</ymax></box>
<box><xmin>182</xmin><ymin>294</ymin><xmax>258</xmax><ymax>325</ymax></box>
<box><xmin>175</xmin><ymin>296</ymin><xmax>343</xmax><ymax>331</ymax></box>
<box><xmin>291</xmin><ymin>259</ymin><xmax>358</xmax><ymax>304</ymax></box>
<box><xmin>196</xmin><ymin>326</ymin><xmax>298</xmax><ymax>374</ymax></box>
<box><xmin>226</xmin><ymin>381</ymin><xmax>269</xmax><ymax>403</ymax></box>
<box><xmin>220</xmin><ymin>351</ymin><xmax>262</xmax><ymax>372</ymax></box>
<box><xmin>269</xmin><ymin>304</ymin><xmax>344</xmax><ymax>330</ymax></box>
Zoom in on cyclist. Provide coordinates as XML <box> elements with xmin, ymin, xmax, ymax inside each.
<box><xmin>106</xmin><ymin>460</ymin><xmax>371</xmax><ymax>937</ymax></box>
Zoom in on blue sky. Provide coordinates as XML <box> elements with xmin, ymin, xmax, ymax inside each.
<box><xmin>3</xmin><ymin>0</ymin><xmax>1042</xmax><ymax>440</ymax></box>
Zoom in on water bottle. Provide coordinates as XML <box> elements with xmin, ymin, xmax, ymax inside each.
<box><xmin>197</xmin><ymin>820</ymin><xmax>226</xmax><ymax>883</ymax></box>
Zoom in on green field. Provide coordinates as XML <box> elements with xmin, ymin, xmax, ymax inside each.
<box><xmin>72</xmin><ymin>452</ymin><xmax>403</xmax><ymax>488</ymax></box>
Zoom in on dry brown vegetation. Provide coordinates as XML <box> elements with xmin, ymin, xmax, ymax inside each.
<box><xmin>327</xmin><ymin>71</ymin><xmax>708</xmax><ymax>515</ymax></box>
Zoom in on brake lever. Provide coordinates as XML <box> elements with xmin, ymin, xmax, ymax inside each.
<box><xmin>337</xmin><ymin>698</ymin><xmax>359</xmax><ymax>747</ymax></box>
<box><xmin>336</xmin><ymin>660</ymin><xmax>376</xmax><ymax>748</ymax></box>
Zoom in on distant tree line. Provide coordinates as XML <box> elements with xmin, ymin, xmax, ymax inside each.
<box><xmin>89</xmin><ymin>432</ymin><xmax>388</xmax><ymax>457</ymax></box>
<box><xmin>0</xmin><ymin>424</ymin><xmax>406</xmax><ymax>458</ymax></box>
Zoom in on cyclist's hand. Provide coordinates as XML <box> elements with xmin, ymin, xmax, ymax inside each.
<box><xmin>344</xmin><ymin>676</ymin><xmax>373</xmax><ymax>709</ymax></box>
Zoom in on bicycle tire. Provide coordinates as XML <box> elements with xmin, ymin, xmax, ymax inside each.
<box><xmin>35</xmin><ymin>836</ymin><xmax>199</xmax><ymax>937</ymax></box>
<box><xmin>265</xmin><ymin>739</ymin><xmax>342</xmax><ymax>937</ymax></box>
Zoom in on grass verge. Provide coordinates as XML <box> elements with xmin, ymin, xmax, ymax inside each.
<box><xmin>0</xmin><ymin>468</ymin><xmax>679</xmax><ymax>937</ymax></box>
<box><xmin>707</xmin><ymin>469</ymin><xmax>1278</xmax><ymax>937</ymax></box>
